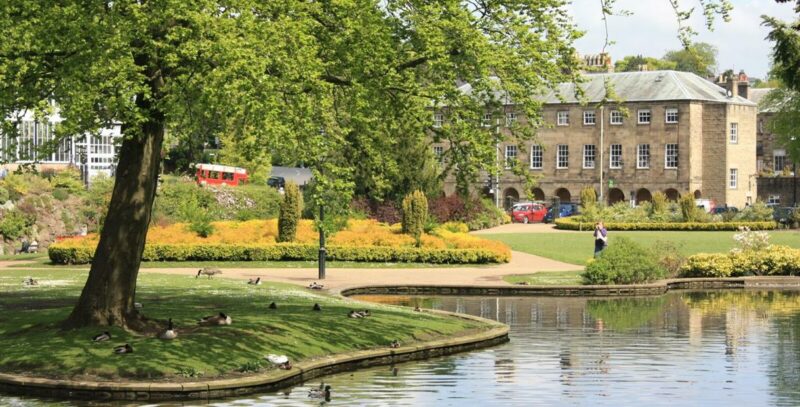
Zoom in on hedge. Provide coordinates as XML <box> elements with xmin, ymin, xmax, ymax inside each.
<box><xmin>554</xmin><ymin>217</ymin><xmax>777</xmax><ymax>231</ymax></box>
<box><xmin>681</xmin><ymin>245</ymin><xmax>800</xmax><ymax>278</ymax></box>
<box><xmin>48</xmin><ymin>243</ymin><xmax>508</xmax><ymax>265</ymax></box>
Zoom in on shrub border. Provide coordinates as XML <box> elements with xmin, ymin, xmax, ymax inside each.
<box><xmin>554</xmin><ymin>217</ymin><xmax>777</xmax><ymax>231</ymax></box>
<box><xmin>48</xmin><ymin>243</ymin><xmax>509</xmax><ymax>265</ymax></box>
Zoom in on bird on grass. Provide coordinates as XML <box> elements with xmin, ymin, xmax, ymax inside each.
<box><xmin>312</xmin><ymin>303</ymin><xmax>322</xmax><ymax>311</ymax></box>
<box><xmin>92</xmin><ymin>331</ymin><xmax>111</xmax><ymax>342</ymax></box>
<box><xmin>268</xmin><ymin>302</ymin><xmax>277</xmax><ymax>309</ymax></box>
<box><xmin>113</xmin><ymin>344</ymin><xmax>133</xmax><ymax>354</ymax></box>
<box><xmin>266</xmin><ymin>354</ymin><xmax>292</xmax><ymax>370</ymax></box>
<box><xmin>413</xmin><ymin>306</ymin><xmax>421</xmax><ymax>312</ymax></box>
<box><xmin>348</xmin><ymin>310</ymin><xmax>363</xmax><ymax>318</ymax></box>
<box><xmin>198</xmin><ymin>312</ymin><xmax>232</xmax><ymax>326</ymax></box>
<box><xmin>22</xmin><ymin>277</ymin><xmax>38</xmax><ymax>286</ymax></box>
<box><xmin>389</xmin><ymin>340</ymin><xmax>400</xmax><ymax>349</ymax></box>
<box><xmin>248</xmin><ymin>277</ymin><xmax>261</xmax><ymax>285</ymax></box>
<box><xmin>308</xmin><ymin>282</ymin><xmax>324</xmax><ymax>290</ymax></box>
<box><xmin>309</xmin><ymin>384</ymin><xmax>332</xmax><ymax>401</ymax></box>
<box><xmin>196</xmin><ymin>267</ymin><xmax>222</xmax><ymax>279</ymax></box>
<box><xmin>159</xmin><ymin>318</ymin><xmax>178</xmax><ymax>340</ymax></box>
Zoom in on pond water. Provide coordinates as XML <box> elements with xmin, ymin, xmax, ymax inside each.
<box><xmin>4</xmin><ymin>290</ymin><xmax>800</xmax><ymax>406</ymax></box>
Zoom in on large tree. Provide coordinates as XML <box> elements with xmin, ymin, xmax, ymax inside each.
<box><xmin>0</xmin><ymin>0</ymin><xmax>582</xmax><ymax>329</ymax></box>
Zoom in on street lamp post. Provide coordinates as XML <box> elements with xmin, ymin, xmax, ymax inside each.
<box><xmin>792</xmin><ymin>136</ymin><xmax>797</xmax><ymax>207</ymax></box>
<box><xmin>318</xmin><ymin>204</ymin><xmax>326</xmax><ymax>280</ymax></box>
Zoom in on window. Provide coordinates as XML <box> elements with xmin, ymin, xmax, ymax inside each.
<box><xmin>610</xmin><ymin>144</ymin><xmax>622</xmax><ymax>169</ymax></box>
<box><xmin>665</xmin><ymin>144</ymin><xmax>679</xmax><ymax>168</ymax></box>
<box><xmin>774</xmin><ymin>149</ymin><xmax>786</xmax><ymax>172</ymax></box>
<box><xmin>506</xmin><ymin>112</ymin><xmax>517</xmax><ymax>127</ymax></box>
<box><xmin>433</xmin><ymin>145</ymin><xmax>444</xmax><ymax>161</ymax></box>
<box><xmin>530</xmin><ymin>145</ymin><xmax>543</xmax><ymax>169</ymax></box>
<box><xmin>730</xmin><ymin>122</ymin><xmax>738</xmax><ymax>144</ymax></box>
<box><xmin>665</xmin><ymin>108</ymin><xmax>679</xmax><ymax>123</ymax></box>
<box><xmin>433</xmin><ymin>113</ymin><xmax>443</xmax><ymax>128</ymax></box>
<box><xmin>729</xmin><ymin>168</ymin><xmax>738</xmax><ymax>189</ymax></box>
<box><xmin>504</xmin><ymin>145</ymin><xmax>517</xmax><ymax>168</ymax></box>
<box><xmin>583</xmin><ymin>145</ymin><xmax>596</xmax><ymax>169</ymax></box>
<box><xmin>638</xmin><ymin>109</ymin><xmax>651</xmax><ymax>124</ymax></box>
<box><xmin>610</xmin><ymin>110</ymin><xmax>623</xmax><ymax>125</ymax></box>
<box><xmin>583</xmin><ymin>111</ymin><xmax>596</xmax><ymax>125</ymax></box>
<box><xmin>557</xmin><ymin>111</ymin><xmax>569</xmax><ymax>126</ymax></box>
<box><xmin>767</xmin><ymin>195</ymin><xmax>781</xmax><ymax>205</ymax></box>
<box><xmin>758</xmin><ymin>120</ymin><xmax>764</xmax><ymax>134</ymax></box>
<box><xmin>637</xmin><ymin>144</ymin><xmax>650</xmax><ymax>169</ymax></box>
<box><xmin>556</xmin><ymin>145</ymin><xmax>569</xmax><ymax>169</ymax></box>
<box><xmin>481</xmin><ymin>113</ymin><xmax>493</xmax><ymax>128</ymax></box>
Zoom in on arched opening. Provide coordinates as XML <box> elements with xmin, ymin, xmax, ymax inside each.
<box><xmin>608</xmin><ymin>188</ymin><xmax>625</xmax><ymax>205</ymax></box>
<box><xmin>554</xmin><ymin>188</ymin><xmax>571</xmax><ymax>203</ymax></box>
<box><xmin>531</xmin><ymin>187</ymin><xmax>545</xmax><ymax>201</ymax></box>
<box><xmin>694</xmin><ymin>190</ymin><xmax>702</xmax><ymax>199</ymax></box>
<box><xmin>636</xmin><ymin>188</ymin><xmax>652</xmax><ymax>204</ymax></box>
<box><xmin>664</xmin><ymin>188</ymin><xmax>680</xmax><ymax>201</ymax></box>
<box><xmin>503</xmin><ymin>187</ymin><xmax>520</xmax><ymax>210</ymax></box>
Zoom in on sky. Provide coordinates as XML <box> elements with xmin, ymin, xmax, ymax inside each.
<box><xmin>566</xmin><ymin>0</ymin><xmax>797</xmax><ymax>79</ymax></box>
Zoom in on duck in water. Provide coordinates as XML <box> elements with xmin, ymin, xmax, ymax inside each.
<box><xmin>309</xmin><ymin>384</ymin><xmax>332</xmax><ymax>401</ymax></box>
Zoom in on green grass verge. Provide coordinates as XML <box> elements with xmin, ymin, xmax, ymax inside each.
<box><xmin>0</xmin><ymin>268</ymin><xmax>487</xmax><ymax>381</ymax></box>
<box><xmin>484</xmin><ymin>230</ymin><xmax>800</xmax><ymax>266</ymax></box>
<box><xmin>0</xmin><ymin>253</ymin><xmax>43</xmax><ymax>261</ymax></box>
<box><xmin>503</xmin><ymin>270</ymin><xmax>583</xmax><ymax>286</ymax></box>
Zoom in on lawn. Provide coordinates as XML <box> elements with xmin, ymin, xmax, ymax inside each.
<box><xmin>483</xmin><ymin>230</ymin><xmax>800</xmax><ymax>266</ymax></box>
<box><xmin>0</xmin><ymin>268</ymin><xmax>489</xmax><ymax>381</ymax></box>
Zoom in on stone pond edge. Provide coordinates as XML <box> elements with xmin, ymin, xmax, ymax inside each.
<box><xmin>0</xmin><ymin>307</ymin><xmax>509</xmax><ymax>402</ymax></box>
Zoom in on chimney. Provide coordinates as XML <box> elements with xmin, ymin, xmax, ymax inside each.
<box><xmin>737</xmin><ymin>70</ymin><xmax>749</xmax><ymax>99</ymax></box>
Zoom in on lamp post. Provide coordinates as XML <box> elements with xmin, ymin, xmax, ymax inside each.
<box><xmin>318</xmin><ymin>204</ymin><xmax>326</xmax><ymax>280</ymax></box>
<box><xmin>792</xmin><ymin>136</ymin><xmax>797</xmax><ymax>207</ymax></box>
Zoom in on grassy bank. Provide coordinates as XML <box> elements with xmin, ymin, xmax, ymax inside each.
<box><xmin>484</xmin><ymin>230</ymin><xmax>800</xmax><ymax>266</ymax></box>
<box><xmin>0</xmin><ymin>268</ymin><xmax>488</xmax><ymax>381</ymax></box>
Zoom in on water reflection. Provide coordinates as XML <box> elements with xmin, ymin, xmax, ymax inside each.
<box><xmin>4</xmin><ymin>290</ymin><xmax>800</xmax><ymax>406</ymax></box>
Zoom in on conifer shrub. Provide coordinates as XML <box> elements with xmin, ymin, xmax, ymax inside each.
<box><xmin>402</xmin><ymin>190</ymin><xmax>428</xmax><ymax>246</ymax></box>
<box><xmin>278</xmin><ymin>182</ymin><xmax>301</xmax><ymax>242</ymax></box>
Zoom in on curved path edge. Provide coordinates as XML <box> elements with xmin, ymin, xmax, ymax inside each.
<box><xmin>0</xmin><ymin>310</ymin><xmax>508</xmax><ymax>403</ymax></box>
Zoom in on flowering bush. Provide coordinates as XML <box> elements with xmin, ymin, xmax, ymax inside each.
<box><xmin>681</xmin><ymin>245</ymin><xmax>800</xmax><ymax>277</ymax></box>
<box><xmin>731</xmin><ymin>227</ymin><xmax>771</xmax><ymax>253</ymax></box>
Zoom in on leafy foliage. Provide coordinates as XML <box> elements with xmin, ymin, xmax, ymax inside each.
<box><xmin>402</xmin><ymin>190</ymin><xmax>428</xmax><ymax>246</ymax></box>
<box><xmin>278</xmin><ymin>182</ymin><xmax>301</xmax><ymax>243</ymax></box>
<box><xmin>0</xmin><ymin>186</ymin><xmax>8</xmax><ymax>204</ymax></box>
<box><xmin>0</xmin><ymin>209</ymin><xmax>35</xmax><ymax>240</ymax></box>
<box><xmin>582</xmin><ymin>237</ymin><xmax>666</xmax><ymax>285</ymax></box>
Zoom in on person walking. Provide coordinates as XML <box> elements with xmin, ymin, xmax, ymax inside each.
<box><xmin>593</xmin><ymin>221</ymin><xmax>608</xmax><ymax>257</ymax></box>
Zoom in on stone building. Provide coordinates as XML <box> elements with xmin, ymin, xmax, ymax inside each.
<box><xmin>439</xmin><ymin>70</ymin><xmax>758</xmax><ymax>208</ymax></box>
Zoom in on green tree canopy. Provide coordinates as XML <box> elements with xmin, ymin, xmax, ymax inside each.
<box><xmin>662</xmin><ymin>42</ymin><xmax>718</xmax><ymax>77</ymax></box>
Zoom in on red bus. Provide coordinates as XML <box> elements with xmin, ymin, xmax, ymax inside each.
<box><xmin>195</xmin><ymin>163</ymin><xmax>249</xmax><ymax>186</ymax></box>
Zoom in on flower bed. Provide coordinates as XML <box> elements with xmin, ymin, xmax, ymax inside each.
<box><xmin>48</xmin><ymin>219</ymin><xmax>511</xmax><ymax>264</ymax></box>
<box><xmin>554</xmin><ymin>217</ymin><xmax>777</xmax><ymax>231</ymax></box>
<box><xmin>681</xmin><ymin>245</ymin><xmax>800</xmax><ymax>277</ymax></box>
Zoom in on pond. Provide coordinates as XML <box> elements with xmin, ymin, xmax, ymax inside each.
<box><xmin>4</xmin><ymin>290</ymin><xmax>800</xmax><ymax>406</ymax></box>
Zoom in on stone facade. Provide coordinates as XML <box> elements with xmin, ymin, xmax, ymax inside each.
<box><xmin>441</xmin><ymin>71</ymin><xmax>758</xmax><ymax>208</ymax></box>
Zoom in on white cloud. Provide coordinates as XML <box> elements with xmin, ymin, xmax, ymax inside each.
<box><xmin>567</xmin><ymin>0</ymin><xmax>797</xmax><ymax>78</ymax></box>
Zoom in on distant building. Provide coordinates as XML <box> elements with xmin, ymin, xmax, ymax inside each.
<box><xmin>270</xmin><ymin>166</ymin><xmax>313</xmax><ymax>187</ymax></box>
<box><xmin>1</xmin><ymin>110</ymin><xmax>120</xmax><ymax>182</ymax></box>
<box><xmin>436</xmin><ymin>70</ymin><xmax>757</xmax><ymax>208</ymax></box>
<box><xmin>582</xmin><ymin>53</ymin><xmax>613</xmax><ymax>73</ymax></box>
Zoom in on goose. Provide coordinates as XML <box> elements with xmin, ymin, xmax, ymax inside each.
<box><xmin>308</xmin><ymin>282</ymin><xmax>324</xmax><ymax>290</ymax></box>
<box><xmin>389</xmin><ymin>340</ymin><xmax>400</xmax><ymax>349</ymax></box>
<box><xmin>308</xmin><ymin>385</ymin><xmax>332</xmax><ymax>400</ymax></box>
<box><xmin>248</xmin><ymin>277</ymin><xmax>261</xmax><ymax>285</ymax></box>
<box><xmin>268</xmin><ymin>302</ymin><xmax>277</xmax><ymax>309</ymax></box>
<box><xmin>22</xmin><ymin>277</ymin><xmax>38</xmax><ymax>286</ymax></box>
<box><xmin>196</xmin><ymin>267</ymin><xmax>222</xmax><ymax>279</ymax></box>
<box><xmin>348</xmin><ymin>310</ymin><xmax>363</xmax><ymax>318</ymax></box>
<box><xmin>198</xmin><ymin>312</ymin><xmax>232</xmax><ymax>326</ymax></box>
<box><xmin>113</xmin><ymin>343</ymin><xmax>133</xmax><ymax>354</ymax></box>
<box><xmin>92</xmin><ymin>331</ymin><xmax>111</xmax><ymax>342</ymax></box>
<box><xmin>159</xmin><ymin>318</ymin><xmax>178</xmax><ymax>340</ymax></box>
<box><xmin>312</xmin><ymin>303</ymin><xmax>322</xmax><ymax>312</ymax></box>
<box><xmin>413</xmin><ymin>306</ymin><xmax>421</xmax><ymax>312</ymax></box>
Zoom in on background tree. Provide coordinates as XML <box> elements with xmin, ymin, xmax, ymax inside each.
<box><xmin>278</xmin><ymin>182</ymin><xmax>301</xmax><ymax>243</ymax></box>
<box><xmin>614</xmin><ymin>55</ymin><xmax>676</xmax><ymax>72</ymax></box>
<box><xmin>662</xmin><ymin>42</ymin><xmax>718</xmax><ymax>77</ymax></box>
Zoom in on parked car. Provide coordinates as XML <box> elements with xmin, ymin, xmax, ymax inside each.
<box><xmin>267</xmin><ymin>176</ymin><xmax>286</xmax><ymax>189</ymax></box>
<box><xmin>711</xmin><ymin>206</ymin><xmax>738</xmax><ymax>215</ymax></box>
<box><xmin>543</xmin><ymin>203</ymin><xmax>579</xmax><ymax>223</ymax></box>
<box><xmin>511</xmin><ymin>202</ymin><xmax>548</xmax><ymax>223</ymax></box>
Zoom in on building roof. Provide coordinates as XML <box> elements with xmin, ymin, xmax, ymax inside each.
<box><xmin>456</xmin><ymin>70</ymin><xmax>756</xmax><ymax>106</ymax></box>
<box><xmin>542</xmin><ymin>71</ymin><xmax>756</xmax><ymax>106</ymax></box>
<box><xmin>270</xmin><ymin>166</ymin><xmax>313</xmax><ymax>185</ymax></box>
<box><xmin>746</xmin><ymin>87</ymin><xmax>777</xmax><ymax>113</ymax></box>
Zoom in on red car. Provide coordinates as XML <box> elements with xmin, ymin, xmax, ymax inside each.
<box><xmin>511</xmin><ymin>202</ymin><xmax>547</xmax><ymax>223</ymax></box>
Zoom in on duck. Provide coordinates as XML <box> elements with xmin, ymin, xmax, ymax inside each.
<box><xmin>266</xmin><ymin>354</ymin><xmax>292</xmax><ymax>370</ymax></box>
<box><xmin>312</xmin><ymin>303</ymin><xmax>322</xmax><ymax>312</ymax></box>
<box><xmin>134</xmin><ymin>302</ymin><xmax>143</xmax><ymax>310</ymax></box>
<box><xmin>308</xmin><ymin>385</ymin><xmax>332</xmax><ymax>400</ymax></box>
<box><xmin>348</xmin><ymin>310</ymin><xmax>363</xmax><ymax>318</ymax></box>
<box><xmin>159</xmin><ymin>318</ymin><xmax>178</xmax><ymax>340</ymax></box>
<box><xmin>308</xmin><ymin>282</ymin><xmax>324</xmax><ymax>290</ymax></box>
<box><xmin>268</xmin><ymin>302</ymin><xmax>277</xmax><ymax>309</ymax></box>
<box><xmin>360</xmin><ymin>309</ymin><xmax>371</xmax><ymax>317</ymax></box>
<box><xmin>413</xmin><ymin>306</ymin><xmax>421</xmax><ymax>312</ymax></box>
<box><xmin>22</xmin><ymin>277</ymin><xmax>38</xmax><ymax>286</ymax></box>
<box><xmin>248</xmin><ymin>277</ymin><xmax>261</xmax><ymax>285</ymax></box>
<box><xmin>92</xmin><ymin>331</ymin><xmax>112</xmax><ymax>342</ymax></box>
<box><xmin>389</xmin><ymin>340</ymin><xmax>400</xmax><ymax>349</ymax></box>
<box><xmin>196</xmin><ymin>267</ymin><xmax>222</xmax><ymax>279</ymax></box>
<box><xmin>113</xmin><ymin>343</ymin><xmax>133</xmax><ymax>354</ymax></box>
<box><xmin>198</xmin><ymin>312</ymin><xmax>232</xmax><ymax>326</ymax></box>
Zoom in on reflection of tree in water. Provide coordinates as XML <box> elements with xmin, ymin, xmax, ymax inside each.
<box><xmin>769</xmin><ymin>312</ymin><xmax>800</xmax><ymax>405</ymax></box>
<box><xmin>682</xmin><ymin>291</ymin><xmax>800</xmax><ymax>317</ymax></box>
<box><xmin>586</xmin><ymin>297</ymin><xmax>666</xmax><ymax>331</ymax></box>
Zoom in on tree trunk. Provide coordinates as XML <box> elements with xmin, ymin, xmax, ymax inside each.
<box><xmin>64</xmin><ymin>96</ymin><xmax>164</xmax><ymax>330</ymax></box>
